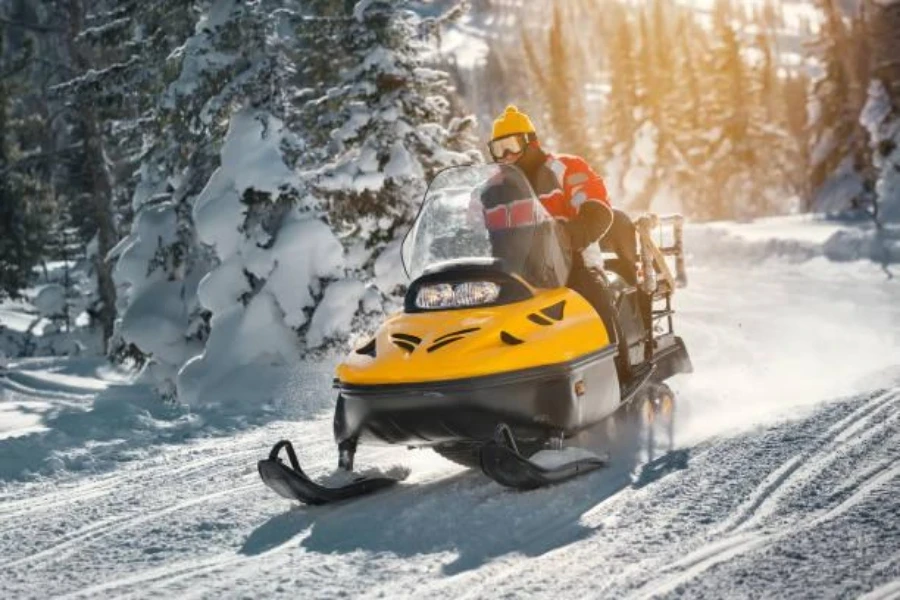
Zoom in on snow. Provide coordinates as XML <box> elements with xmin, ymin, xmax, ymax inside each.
<box><xmin>697</xmin><ymin>214</ymin><xmax>846</xmax><ymax>245</ymax></box>
<box><xmin>176</xmin><ymin>292</ymin><xmax>300</xmax><ymax>411</ymax></box>
<box><xmin>2</xmin><ymin>216</ymin><xmax>900</xmax><ymax>598</ymax></box>
<box><xmin>306</xmin><ymin>279</ymin><xmax>366</xmax><ymax>349</ymax></box>
<box><xmin>32</xmin><ymin>285</ymin><xmax>66</xmax><ymax>318</ymax></box>
<box><xmin>193</xmin><ymin>110</ymin><xmax>302</xmax><ymax>258</ymax></box>
<box><xmin>263</xmin><ymin>218</ymin><xmax>345</xmax><ymax>328</ymax></box>
<box><xmin>530</xmin><ymin>447</ymin><xmax>606</xmax><ymax>469</ymax></box>
<box><xmin>374</xmin><ymin>238</ymin><xmax>408</xmax><ymax>294</ymax></box>
<box><xmin>813</xmin><ymin>158</ymin><xmax>866</xmax><ymax>214</ymax></box>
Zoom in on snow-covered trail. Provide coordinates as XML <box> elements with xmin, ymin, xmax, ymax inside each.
<box><xmin>2</xmin><ymin>246</ymin><xmax>899</xmax><ymax>598</ymax></box>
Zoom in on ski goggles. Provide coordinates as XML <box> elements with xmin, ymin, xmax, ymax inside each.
<box><xmin>488</xmin><ymin>133</ymin><xmax>535</xmax><ymax>161</ymax></box>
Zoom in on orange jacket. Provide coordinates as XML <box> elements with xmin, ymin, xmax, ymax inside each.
<box><xmin>533</xmin><ymin>153</ymin><xmax>612</xmax><ymax>222</ymax></box>
<box><xmin>472</xmin><ymin>154</ymin><xmax>613</xmax><ymax>244</ymax></box>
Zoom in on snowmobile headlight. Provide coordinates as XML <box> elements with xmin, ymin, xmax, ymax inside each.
<box><xmin>415</xmin><ymin>281</ymin><xmax>500</xmax><ymax>309</ymax></box>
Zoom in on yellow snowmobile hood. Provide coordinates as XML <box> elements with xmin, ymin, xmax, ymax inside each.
<box><xmin>336</xmin><ymin>288</ymin><xmax>611</xmax><ymax>386</ymax></box>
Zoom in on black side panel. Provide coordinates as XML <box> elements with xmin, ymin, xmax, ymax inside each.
<box><xmin>335</xmin><ymin>346</ymin><xmax>620</xmax><ymax>446</ymax></box>
<box><xmin>651</xmin><ymin>336</ymin><xmax>693</xmax><ymax>382</ymax></box>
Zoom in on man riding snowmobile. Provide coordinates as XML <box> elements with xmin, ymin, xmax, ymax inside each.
<box><xmin>485</xmin><ymin>105</ymin><xmax>642</xmax><ymax>377</ymax></box>
<box><xmin>255</xmin><ymin>107</ymin><xmax>692</xmax><ymax>505</ymax></box>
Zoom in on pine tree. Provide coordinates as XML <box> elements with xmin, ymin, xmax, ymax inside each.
<box><xmin>111</xmin><ymin>0</ymin><xmax>278</xmax><ymax>396</ymax></box>
<box><xmin>861</xmin><ymin>0</ymin><xmax>900</xmax><ymax>224</ymax></box>
<box><xmin>543</xmin><ymin>4</ymin><xmax>592</xmax><ymax>159</ymax></box>
<box><xmin>806</xmin><ymin>0</ymin><xmax>871</xmax><ymax>215</ymax></box>
<box><xmin>302</xmin><ymin>0</ymin><xmax>476</xmax><ymax>266</ymax></box>
<box><xmin>598</xmin><ymin>7</ymin><xmax>639</xmax><ymax>202</ymax></box>
<box><xmin>0</xmin><ymin>27</ymin><xmax>50</xmax><ymax>300</ymax></box>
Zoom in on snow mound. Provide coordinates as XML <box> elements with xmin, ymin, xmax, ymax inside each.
<box><xmin>686</xmin><ymin>216</ymin><xmax>900</xmax><ymax>269</ymax></box>
<box><xmin>32</xmin><ymin>285</ymin><xmax>66</xmax><ymax>318</ymax></box>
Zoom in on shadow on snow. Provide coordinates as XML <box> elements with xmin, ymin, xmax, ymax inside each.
<box><xmin>241</xmin><ymin>446</ymin><xmax>690</xmax><ymax>576</ymax></box>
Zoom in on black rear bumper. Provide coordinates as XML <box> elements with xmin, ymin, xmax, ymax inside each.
<box><xmin>333</xmin><ymin>346</ymin><xmax>619</xmax><ymax>446</ymax></box>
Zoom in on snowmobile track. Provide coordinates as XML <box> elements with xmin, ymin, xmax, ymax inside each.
<box><xmin>716</xmin><ymin>389</ymin><xmax>900</xmax><ymax>534</ymax></box>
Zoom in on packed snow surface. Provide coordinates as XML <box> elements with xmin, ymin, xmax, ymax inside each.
<box><xmin>1</xmin><ymin>220</ymin><xmax>899</xmax><ymax>599</ymax></box>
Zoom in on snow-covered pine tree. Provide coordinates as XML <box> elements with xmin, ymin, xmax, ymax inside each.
<box><xmin>298</xmin><ymin>0</ymin><xmax>477</xmax><ymax>346</ymax></box>
<box><xmin>861</xmin><ymin>0</ymin><xmax>900</xmax><ymax>224</ymax></box>
<box><xmin>113</xmin><ymin>0</ymin><xmax>281</xmax><ymax>398</ymax></box>
<box><xmin>621</xmin><ymin>8</ymin><xmax>663</xmax><ymax>213</ymax></box>
<box><xmin>170</xmin><ymin>0</ymin><xmax>476</xmax><ymax>410</ymax></box>
<box><xmin>697</xmin><ymin>0</ymin><xmax>754</xmax><ymax>219</ymax></box>
<box><xmin>806</xmin><ymin>0</ymin><xmax>871</xmax><ymax>215</ymax></box>
<box><xmin>598</xmin><ymin>6</ymin><xmax>639</xmax><ymax>205</ymax></box>
<box><xmin>741</xmin><ymin>28</ymin><xmax>803</xmax><ymax>217</ymax></box>
<box><xmin>667</xmin><ymin>13</ymin><xmax>709</xmax><ymax>217</ymax></box>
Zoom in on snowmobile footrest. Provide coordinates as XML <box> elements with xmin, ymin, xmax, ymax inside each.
<box><xmin>479</xmin><ymin>426</ymin><xmax>606</xmax><ymax>490</ymax></box>
<box><xmin>258</xmin><ymin>440</ymin><xmax>399</xmax><ymax>506</ymax></box>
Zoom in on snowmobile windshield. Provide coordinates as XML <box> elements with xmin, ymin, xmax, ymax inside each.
<box><xmin>402</xmin><ymin>164</ymin><xmax>571</xmax><ymax>288</ymax></box>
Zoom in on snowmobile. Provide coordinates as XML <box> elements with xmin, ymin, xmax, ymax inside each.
<box><xmin>258</xmin><ymin>164</ymin><xmax>692</xmax><ymax>505</ymax></box>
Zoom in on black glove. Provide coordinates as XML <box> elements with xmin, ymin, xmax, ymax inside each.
<box><xmin>566</xmin><ymin>202</ymin><xmax>613</xmax><ymax>252</ymax></box>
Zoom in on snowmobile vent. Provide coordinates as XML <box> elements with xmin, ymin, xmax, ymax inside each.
<box><xmin>391</xmin><ymin>333</ymin><xmax>421</xmax><ymax>353</ymax></box>
<box><xmin>355</xmin><ymin>338</ymin><xmax>377</xmax><ymax>358</ymax></box>
<box><xmin>527</xmin><ymin>313</ymin><xmax>553</xmax><ymax>326</ymax></box>
<box><xmin>500</xmin><ymin>331</ymin><xmax>524</xmax><ymax>345</ymax></box>
<box><xmin>540</xmin><ymin>300</ymin><xmax>566</xmax><ymax>321</ymax></box>
<box><xmin>426</xmin><ymin>328</ymin><xmax>480</xmax><ymax>353</ymax></box>
<box><xmin>526</xmin><ymin>301</ymin><xmax>566</xmax><ymax>327</ymax></box>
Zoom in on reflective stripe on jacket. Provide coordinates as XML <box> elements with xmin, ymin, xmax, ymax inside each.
<box><xmin>532</xmin><ymin>153</ymin><xmax>612</xmax><ymax>222</ymax></box>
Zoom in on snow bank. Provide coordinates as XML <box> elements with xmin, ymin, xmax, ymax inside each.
<box><xmin>32</xmin><ymin>285</ymin><xmax>66</xmax><ymax>318</ymax></box>
<box><xmin>688</xmin><ymin>215</ymin><xmax>900</xmax><ymax>268</ymax></box>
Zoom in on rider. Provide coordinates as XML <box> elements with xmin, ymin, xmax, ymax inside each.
<box><xmin>487</xmin><ymin>105</ymin><xmax>639</xmax><ymax>271</ymax></box>
<box><xmin>488</xmin><ymin>106</ymin><xmax>613</xmax><ymax>254</ymax></box>
<box><xmin>486</xmin><ymin>105</ymin><xmax>641</xmax><ymax>377</ymax></box>
<box><xmin>486</xmin><ymin>106</ymin><xmax>639</xmax><ymax>279</ymax></box>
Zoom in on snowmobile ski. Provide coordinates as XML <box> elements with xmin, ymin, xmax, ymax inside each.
<box><xmin>479</xmin><ymin>424</ymin><xmax>606</xmax><ymax>490</ymax></box>
<box><xmin>257</xmin><ymin>440</ymin><xmax>400</xmax><ymax>506</ymax></box>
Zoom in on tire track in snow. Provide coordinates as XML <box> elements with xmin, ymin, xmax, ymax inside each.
<box><xmin>0</xmin><ymin>430</ymin><xmax>335</xmax><ymax>570</ymax></box>
<box><xmin>634</xmin><ymin>460</ymin><xmax>900</xmax><ymax>600</ymax></box>
<box><xmin>0</xmin><ymin>445</ymin><xmax>261</xmax><ymax>522</ymax></box>
<box><xmin>0</xmin><ymin>477</ymin><xmax>260</xmax><ymax>571</ymax></box>
<box><xmin>628</xmin><ymin>392</ymin><xmax>900</xmax><ymax>599</ymax></box>
<box><xmin>461</xmin><ymin>389</ymin><xmax>899</xmax><ymax>600</ymax></box>
<box><xmin>714</xmin><ymin>390</ymin><xmax>899</xmax><ymax>535</ymax></box>
<box><xmin>0</xmin><ymin>418</ymin><xmax>334</xmax><ymax>523</ymax></box>
<box><xmin>53</xmin><ymin>444</ymin><xmax>424</xmax><ymax>599</ymax></box>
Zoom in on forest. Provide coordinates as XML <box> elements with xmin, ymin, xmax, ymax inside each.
<box><xmin>1</xmin><ymin>0</ymin><xmax>898</xmax><ymax>401</ymax></box>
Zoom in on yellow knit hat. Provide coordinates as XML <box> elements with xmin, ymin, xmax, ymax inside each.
<box><xmin>491</xmin><ymin>105</ymin><xmax>536</xmax><ymax>140</ymax></box>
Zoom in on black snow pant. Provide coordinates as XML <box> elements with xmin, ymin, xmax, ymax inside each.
<box><xmin>566</xmin><ymin>209</ymin><xmax>643</xmax><ymax>381</ymax></box>
<box><xmin>566</xmin><ymin>254</ymin><xmax>631</xmax><ymax>381</ymax></box>
<box><xmin>599</xmin><ymin>209</ymin><xmax>639</xmax><ymax>285</ymax></box>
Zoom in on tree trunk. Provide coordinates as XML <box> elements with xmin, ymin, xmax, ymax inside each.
<box><xmin>64</xmin><ymin>0</ymin><xmax>118</xmax><ymax>349</ymax></box>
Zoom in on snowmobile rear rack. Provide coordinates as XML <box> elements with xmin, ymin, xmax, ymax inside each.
<box><xmin>635</xmin><ymin>213</ymin><xmax>687</xmax><ymax>294</ymax></box>
<box><xmin>257</xmin><ymin>440</ymin><xmax>401</xmax><ymax>506</ymax></box>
